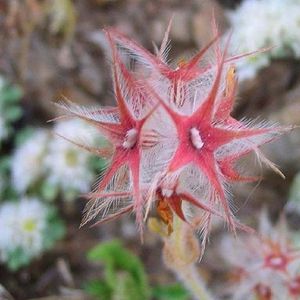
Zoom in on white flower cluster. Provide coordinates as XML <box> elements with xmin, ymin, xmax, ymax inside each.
<box><xmin>227</xmin><ymin>0</ymin><xmax>300</xmax><ymax>80</ymax></box>
<box><xmin>0</xmin><ymin>198</ymin><xmax>48</xmax><ymax>263</ymax></box>
<box><xmin>11</xmin><ymin>119</ymin><xmax>97</xmax><ymax>200</ymax></box>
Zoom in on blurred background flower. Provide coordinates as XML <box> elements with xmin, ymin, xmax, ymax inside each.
<box><xmin>219</xmin><ymin>211</ymin><xmax>300</xmax><ymax>299</ymax></box>
<box><xmin>44</xmin><ymin>119</ymin><xmax>97</xmax><ymax>201</ymax></box>
<box><xmin>227</xmin><ymin>0</ymin><xmax>300</xmax><ymax>80</ymax></box>
<box><xmin>0</xmin><ymin>197</ymin><xmax>65</xmax><ymax>271</ymax></box>
<box><xmin>12</xmin><ymin>129</ymin><xmax>49</xmax><ymax>194</ymax></box>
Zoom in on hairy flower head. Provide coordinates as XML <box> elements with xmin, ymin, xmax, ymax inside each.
<box><xmin>58</xmin><ymin>19</ymin><xmax>290</xmax><ymax>244</ymax></box>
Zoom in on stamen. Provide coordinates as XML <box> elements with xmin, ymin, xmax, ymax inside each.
<box><xmin>190</xmin><ymin>127</ymin><xmax>204</xmax><ymax>149</ymax></box>
<box><xmin>122</xmin><ymin>128</ymin><xmax>138</xmax><ymax>149</ymax></box>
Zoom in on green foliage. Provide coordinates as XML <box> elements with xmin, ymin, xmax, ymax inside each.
<box><xmin>0</xmin><ymin>77</ymin><xmax>23</xmax><ymax>144</ymax></box>
<box><xmin>152</xmin><ymin>284</ymin><xmax>190</xmax><ymax>300</ymax></box>
<box><xmin>6</xmin><ymin>248</ymin><xmax>31</xmax><ymax>272</ymax></box>
<box><xmin>40</xmin><ymin>181</ymin><xmax>59</xmax><ymax>202</ymax></box>
<box><xmin>0</xmin><ymin>156</ymin><xmax>19</xmax><ymax>201</ymax></box>
<box><xmin>14</xmin><ymin>127</ymin><xmax>36</xmax><ymax>147</ymax></box>
<box><xmin>86</xmin><ymin>240</ymin><xmax>150</xmax><ymax>300</ymax></box>
<box><xmin>89</xmin><ymin>155</ymin><xmax>107</xmax><ymax>174</ymax></box>
<box><xmin>85</xmin><ymin>280</ymin><xmax>112</xmax><ymax>299</ymax></box>
<box><xmin>85</xmin><ymin>240</ymin><xmax>189</xmax><ymax>300</ymax></box>
<box><xmin>43</xmin><ymin>207</ymin><xmax>66</xmax><ymax>249</ymax></box>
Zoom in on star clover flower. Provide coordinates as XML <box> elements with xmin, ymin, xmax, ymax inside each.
<box><xmin>59</xmin><ymin>20</ymin><xmax>290</xmax><ymax>243</ymax></box>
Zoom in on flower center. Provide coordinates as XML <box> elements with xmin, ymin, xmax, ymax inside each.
<box><xmin>65</xmin><ymin>149</ymin><xmax>79</xmax><ymax>166</ymax></box>
<box><xmin>265</xmin><ymin>253</ymin><xmax>287</xmax><ymax>270</ymax></box>
<box><xmin>123</xmin><ymin>128</ymin><xmax>138</xmax><ymax>149</ymax></box>
<box><xmin>23</xmin><ymin>218</ymin><xmax>37</xmax><ymax>232</ymax></box>
<box><xmin>190</xmin><ymin>127</ymin><xmax>204</xmax><ymax>149</ymax></box>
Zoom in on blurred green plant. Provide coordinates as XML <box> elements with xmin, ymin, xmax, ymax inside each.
<box><xmin>0</xmin><ymin>77</ymin><xmax>23</xmax><ymax>146</ymax></box>
<box><xmin>0</xmin><ymin>156</ymin><xmax>19</xmax><ymax>202</ymax></box>
<box><xmin>84</xmin><ymin>240</ymin><xmax>189</xmax><ymax>300</ymax></box>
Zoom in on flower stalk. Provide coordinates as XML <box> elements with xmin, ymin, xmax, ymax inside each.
<box><xmin>150</xmin><ymin>216</ymin><xmax>214</xmax><ymax>300</ymax></box>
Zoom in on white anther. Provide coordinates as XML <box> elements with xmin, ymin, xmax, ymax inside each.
<box><xmin>269</xmin><ymin>256</ymin><xmax>284</xmax><ymax>267</ymax></box>
<box><xmin>190</xmin><ymin>127</ymin><xmax>204</xmax><ymax>149</ymax></box>
<box><xmin>122</xmin><ymin>128</ymin><xmax>138</xmax><ymax>149</ymax></box>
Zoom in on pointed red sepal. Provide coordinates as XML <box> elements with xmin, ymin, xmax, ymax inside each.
<box><xmin>167</xmin><ymin>196</ymin><xmax>186</xmax><ymax>222</ymax></box>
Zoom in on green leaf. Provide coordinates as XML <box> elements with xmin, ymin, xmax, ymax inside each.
<box><xmin>14</xmin><ymin>127</ymin><xmax>35</xmax><ymax>146</ymax></box>
<box><xmin>89</xmin><ymin>156</ymin><xmax>107</xmax><ymax>173</ymax></box>
<box><xmin>87</xmin><ymin>240</ymin><xmax>150</xmax><ymax>300</ymax></box>
<box><xmin>1</xmin><ymin>85</ymin><xmax>22</xmax><ymax>104</ymax></box>
<box><xmin>0</xmin><ymin>156</ymin><xmax>11</xmax><ymax>172</ymax></box>
<box><xmin>152</xmin><ymin>284</ymin><xmax>190</xmax><ymax>300</ymax></box>
<box><xmin>4</xmin><ymin>106</ymin><xmax>22</xmax><ymax>122</ymax></box>
<box><xmin>7</xmin><ymin>247</ymin><xmax>31</xmax><ymax>271</ymax></box>
<box><xmin>40</xmin><ymin>182</ymin><xmax>59</xmax><ymax>202</ymax></box>
<box><xmin>113</xmin><ymin>272</ymin><xmax>142</xmax><ymax>300</ymax></box>
<box><xmin>43</xmin><ymin>208</ymin><xmax>66</xmax><ymax>249</ymax></box>
<box><xmin>84</xmin><ymin>280</ymin><xmax>112</xmax><ymax>299</ymax></box>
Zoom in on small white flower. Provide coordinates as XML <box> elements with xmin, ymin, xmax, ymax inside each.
<box><xmin>44</xmin><ymin>119</ymin><xmax>95</xmax><ymax>197</ymax></box>
<box><xmin>0</xmin><ymin>198</ymin><xmax>48</xmax><ymax>262</ymax></box>
<box><xmin>12</xmin><ymin>129</ymin><xmax>49</xmax><ymax>193</ymax></box>
<box><xmin>227</xmin><ymin>0</ymin><xmax>300</xmax><ymax>80</ymax></box>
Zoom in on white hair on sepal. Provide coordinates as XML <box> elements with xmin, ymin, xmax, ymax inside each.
<box><xmin>178</xmin><ymin>163</ymin><xmax>232</xmax><ymax>217</ymax></box>
<box><xmin>113</xmin><ymin>57</ymin><xmax>159</xmax><ymax>121</ymax></box>
<box><xmin>157</xmin><ymin>16</ymin><xmax>173</xmax><ymax>64</ymax></box>
<box><xmin>56</xmin><ymin>99</ymin><xmax>120</xmax><ymax>124</ymax></box>
<box><xmin>82</xmin><ymin>164</ymin><xmax>133</xmax><ymax>226</ymax></box>
<box><xmin>159</xmin><ymin>42</ymin><xmax>172</xmax><ymax>65</ymax></box>
<box><xmin>188</xmin><ymin>67</ymin><xmax>217</xmax><ymax>111</ymax></box>
<box><xmin>81</xmin><ymin>193</ymin><xmax>133</xmax><ymax>227</ymax></box>
<box><xmin>254</xmin><ymin>147</ymin><xmax>285</xmax><ymax>179</ymax></box>
<box><xmin>214</xmin><ymin>120</ymin><xmax>287</xmax><ymax>163</ymax></box>
<box><xmin>140</xmin><ymin>106</ymin><xmax>178</xmax><ymax>184</ymax></box>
